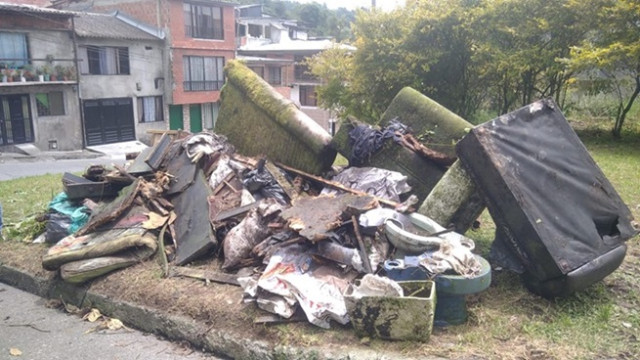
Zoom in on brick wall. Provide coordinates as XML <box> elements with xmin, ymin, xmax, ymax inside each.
<box><xmin>0</xmin><ymin>13</ymin><xmax>71</xmax><ymax>31</ymax></box>
<box><xmin>91</xmin><ymin>0</ymin><xmax>159</xmax><ymax>28</ymax></box>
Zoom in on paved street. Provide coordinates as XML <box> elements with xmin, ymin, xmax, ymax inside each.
<box><xmin>0</xmin><ymin>285</ymin><xmax>224</xmax><ymax>360</ymax></box>
<box><xmin>0</xmin><ymin>157</ymin><xmax>121</xmax><ymax>181</ymax></box>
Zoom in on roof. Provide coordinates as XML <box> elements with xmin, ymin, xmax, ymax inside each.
<box><xmin>0</xmin><ymin>1</ymin><xmax>75</xmax><ymax>16</ymax></box>
<box><xmin>236</xmin><ymin>55</ymin><xmax>294</xmax><ymax>65</ymax></box>
<box><xmin>239</xmin><ymin>39</ymin><xmax>356</xmax><ymax>53</ymax></box>
<box><xmin>74</xmin><ymin>11</ymin><xmax>164</xmax><ymax>41</ymax></box>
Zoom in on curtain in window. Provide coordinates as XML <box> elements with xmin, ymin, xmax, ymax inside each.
<box><xmin>102</xmin><ymin>48</ymin><xmax>117</xmax><ymax>74</ymax></box>
<box><xmin>143</xmin><ymin>97</ymin><xmax>156</xmax><ymax>122</ymax></box>
<box><xmin>78</xmin><ymin>47</ymin><xmax>89</xmax><ymax>74</ymax></box>
<box><xmin>0</xmin><ymin>33</ymin><xmax>28</xmax><ymax>66</ymax></box>
<box><xmin>190</xmin><ymin>57</ymin><xmax>204</xmax><ymax>90</ymax></box>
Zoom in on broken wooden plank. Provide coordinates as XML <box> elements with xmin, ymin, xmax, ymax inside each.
<box><xmin>166</xmin><ymin>148</ymin><xmax>197</xmax><ymax>195</ymax></box>
<box><xmin>254</xmin><ymin>313</ymin><xmax>307</xmax><ymax>324</ymax></box>
<box><xmin>145</xmin><ymin>132</ymin><xmax>173</xmax><ymax>171</ymax></box>
<box><xmin>276</xmin><ymin>162</ymin><xmax>400</xmax><ymax>208</ymax></box>
<box><xmin>264</xmin><ymin>161</ymin><xmax>299</xmax><ymax>202</ymax></box>
<box><xmin>127</xmin><ymin>146</ymin><xmax>154</xmax><ymax>175</ymax></box>
<box><xmin>352</xmin><ymin>215</ymin><xmax>373</xmax><ymax>274</ymax></box>
<box><xmin>62</xmin><ymin>172</ymin><xmax>120</xmax><ymax>201</ymax></box>
<box><xmin>171</xmin><ymin>169</ymin><xmax>217</xmax><ymax>266</ymax></box>
<box><xmin>76</xmin><ymin>179</ymin><xmax>141</xmax><ymax>236</ymax></box>
<box><xmin>170</xmin><ymin>266</ymin><xmax>239</xmax><ymax>286</ymax></box>
<box><xmin>213</xmin><ymin>202</ymin><xmax>260</xmax><ymax>222</ymax></box>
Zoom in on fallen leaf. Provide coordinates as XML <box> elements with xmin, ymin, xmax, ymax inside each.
<box><xmin>142</xmin><ymin>212</ymin><xmax>168</xmax><ymax>229</ymax></box>
<box><xmin>82</xmin><ymin>308</ymin><xmax>102</xmax><ymax>323</ymax></box>
<box><xmin>106</xmin><ymin>318</ymin><xmax>124</xmax><ymax>330</ymax></box>
<box><xmin>9</xmin><ymin>348</ymin><xmax>22</xmax><ymax>356</ymax></box>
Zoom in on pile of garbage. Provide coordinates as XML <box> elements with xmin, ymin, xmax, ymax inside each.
<box><xmin>35</xmin><ymin>96</ymin><xmax>638</xmax><ymax>342</ymax></box>
<box><xmin>38</xmin><ymin>130</ymin><xmax>480</xmax><ymax>336</ymax></box>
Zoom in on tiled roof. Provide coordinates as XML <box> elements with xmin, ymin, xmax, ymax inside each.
<box><xmin>74</xmin><ymin>12</ymin><xmax>163</xmax><ymax>41</ymax></box>
<box><xmin>0</xmin><ymin>1</ymin><xmax>74</xmax><ymax>16</ymax></box>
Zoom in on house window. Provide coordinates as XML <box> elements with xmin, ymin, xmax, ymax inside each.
<box><xmin>183</xmin><ymin>56</ymin><xmax>225</xmax><ymax>91</ymax></box>
<box><xmin>137</xmin><ymin>96</ymin><xmax>163</xmax><ymax>123</ymax></box>
<box><xmin>79</xmin><ymin>46</ymin><xmax>129</xmax><ymax>75</ymax></box>
<box><xmin>300</xmin><ymin>85</ymin><xmax>317</xmax><ymax>107</ymax></box>
<box><xmin>294</xmin><ymin>55</ymin><xmax>316</xmax><ymax>81</ymax></box>
<box><xmin>0</xmin><ymin>32</ymin><xmax>29</xmax><ymax>66</ymax></box>
<box><xmin>268</xmin><ymin>66</ymin><xmax>281</xmax><ymax>85</ymax></box>
<box><xmin>35</xmin><ymin>92</ymin><xmax>65</xmax><ymax>116</ymax></box>
<box><xmin>184</xmin><ymin>2</ymin><xmax>223</xmax><ymax>40</ymax></box>
<box><xmin>202</xmin><ymin>102</ymin><xmax>219</xmax><ymax>129</ymax></box>
<box><xmin>249</xmin><ymin>66</ymin><xmax>264</xmax><ymax>79</ymax></box>
<box><xmin>248</xmin><ymin>24</ymin><xmax>262</xmax><ymax>37</ymax></box>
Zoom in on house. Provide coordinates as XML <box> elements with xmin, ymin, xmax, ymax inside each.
<box><xmin>235</xmin><ymin>4</ymin><xmax>354</xmax><ymax>133</ymax></box>
<box><xmin>0</xmin><ymin>2</ymin><xmax>81</xmax><ymax>152</ymax></box>
<box><xmin>73</xmin><ymin>11</ymin><xmax>166</xmax><ymax>146</ymax></box>
<box><xmin>54</xmin><ymin>0</ymin><xmax>238</xmax><ymax>133</ymax></box>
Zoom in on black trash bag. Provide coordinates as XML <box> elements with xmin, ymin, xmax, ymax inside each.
<box><xmin>242</xmin><ymin>159</ymin><xmax>289</xmax><ymax>204</ymax></box>
<box><xmin>45</xmin><ymin>212</ymin><xmax>72</xmax><ymax>244</ymax></box>
<box><xmin>349</xmin><ymin>118</ymin><xmax>410</xmax><ymax>166</ymax></box>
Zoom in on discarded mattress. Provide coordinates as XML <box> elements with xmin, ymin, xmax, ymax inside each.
<box><xmin>457</xmin><ymin>98</ymin><xmax>637</xmax><ymax>297</ymax></box>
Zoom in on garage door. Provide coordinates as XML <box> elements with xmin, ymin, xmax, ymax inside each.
<box><xmin>83</xmin><ymin>98</ymin><xmax>135</xmax><ymax>146</ymax></box>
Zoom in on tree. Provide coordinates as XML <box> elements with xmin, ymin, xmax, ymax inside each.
<box><xmin>309</xmin><ymin>0</ymin><xmax>483</xmax><ymax>121</ymax></box>
<box><xmin>566</xmin><ymin>0</ymin><xmax>640</xmax><ymax>137</ymax></box>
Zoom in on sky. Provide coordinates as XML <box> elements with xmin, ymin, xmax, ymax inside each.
<box><xmin>292</xmin><ymin>0</ymin><xmax>406</xmax><ymax>11</ymax></box>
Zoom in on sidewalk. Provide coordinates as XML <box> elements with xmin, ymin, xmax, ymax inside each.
<box><xmin>0</xmin><ymin>140</ymin><xmax>148</xmax><ymax>163</ymax></box>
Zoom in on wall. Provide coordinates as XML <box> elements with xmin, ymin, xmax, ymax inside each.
<box><xmin>77</xmin><ymin>37</ymin><xmax>167</xmax><ymax>144</ymax></box>
<box><xmin>169</xmin><ymin>2</ymin><xmax>236</xmax><ymax>106</ymax></box>
<box><xmin>0</xmin><ymin>84</ymin><xmax>83</xmax><ymax>151</ymax></box>
<box><xmin>0</xmin><ymin>26</ymin><xmax>82</xmax><ymax>151</ymax></box>
<box><xmin>78</xmin><ymin>38</ymin><xmax>164</xmax><ymax>100</ymax></box>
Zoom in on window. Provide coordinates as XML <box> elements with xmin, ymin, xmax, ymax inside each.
<box><xmin>137</xmin><ymin>96</ymin><xmax>163</xmax><ymax>123</ymax></box>
<box><xmin>183</xmin><ymin>56</ymin><xmax>225</xmax><ymax>91</ymax></box>
<box><xmin>184</xmin><ymin>2</ymin><xmax>223</xmax><ymax>40</ymax></box>
<box><xmin>268</xmin><ymin>66</ymin><xmax>281</xmax><ymax>85</ymax></box>
<box><xmin>79</xmin><ymin>46</ymin><xmax>129</xmax><ymax>75</ymax></box>
<box><xmin>300</xmin><ymin>85</ymin><xmax>317</xmax><ymax>107</ymax></box>
<box><xmin>0</xmin><ymin>32</ymin><xmax>28</xmax><ymax>66</ymax></box>
<box><xmin>248</xmin><ymin>24</ymin><xmax>262</xmax><ymax>37</ymax></box>
<box><xmin>202</xmin><ymin>102</ymin><xmax>219</xmax><ymax>129</ymax></box>
<box><xmin>249</xmin><ymin>66</ymin><xmax>264</xmax><ymax>79</ymax></box>
<box><xmin>295</xmin><ymin>55</ymin><xmax>316</xmax><ymax>81</ymax></box>
<box><xmin>36</xmin><ymin>92</ymin><xmax>65</xmax><ymax>116</ymax></box>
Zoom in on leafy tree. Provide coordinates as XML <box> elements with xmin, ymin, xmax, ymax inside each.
<box><xmin>565</xmin><ymin>0</ymin><xmax>640</xmax><ymax>137</ymax></box>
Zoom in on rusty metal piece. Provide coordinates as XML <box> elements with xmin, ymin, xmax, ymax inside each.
<box><xmin>280</xmin><ymin>193</ymin><xmax>378</xmax><ymax>242</ymax></box>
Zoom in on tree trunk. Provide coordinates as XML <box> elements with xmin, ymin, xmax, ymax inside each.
<box><xmin>612</xmin><ymin>75</ymin><xmax>640</xmax><ymax>138</ymax></box>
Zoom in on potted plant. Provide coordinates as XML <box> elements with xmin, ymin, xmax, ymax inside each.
<box><xmin>64</xmin><ymin>66</ymin><xmax>76</xmax><ymax>81</ymax></box>
<box><xmin>54</xmin><ymin>65</ymin><xmax>64</xmax><ymax>81</ymax></box>
<box><xmin>1</xmin><ymin>69</ymin><xmax>8</xmax><ymax>83</ymax></box>
<box><xmin>22</xmin><ymin>64</ymin><xmax>34</xmax><ymax>81</ymax></box>
<box><xmin>42</xmin><ymin>64</ymin><xmax>52</xmax><ymax>81</ymax></box>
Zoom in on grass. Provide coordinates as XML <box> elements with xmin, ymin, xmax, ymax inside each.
<box><xmin>0</xmin><ymin>114</ymin><xmax>638</xmax><ymax>359</ymax></box>
<box><xmin>0</xmin><ymin>173</ymin><xmax>64</xmax><ymax>241</ymax></box>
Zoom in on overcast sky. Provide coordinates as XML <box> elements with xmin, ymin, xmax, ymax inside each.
<box><xmin>291</xmin><ymin>0</ymin><xmax>405</xmax><ymax>11</ymax></box>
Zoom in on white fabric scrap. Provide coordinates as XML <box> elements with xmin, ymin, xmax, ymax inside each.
<box><xmin>419</xmin><ymin>239</ymin><xmax>482</xmax><ymax>278</ymax></box>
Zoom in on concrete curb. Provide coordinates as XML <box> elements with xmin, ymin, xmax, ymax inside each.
<box><xmin>0</xmin><ymin>263</ymin><xmax>434</xmax><ymax>360</ymax></box>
